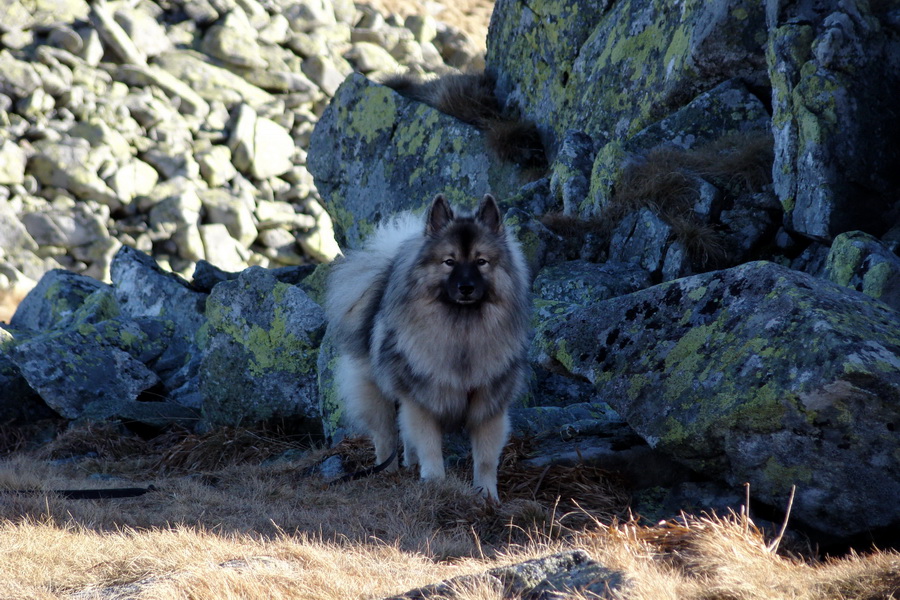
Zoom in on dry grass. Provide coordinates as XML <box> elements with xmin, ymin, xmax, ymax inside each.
<box><xmin>541</xmin><ymin>132</ymin><xmax>774</xmax><ymax>269</ymax></box>
<box><xmin>0</xmin><ymin>424</ymin><xmax>898</xmax><ymax>599</ymax></box>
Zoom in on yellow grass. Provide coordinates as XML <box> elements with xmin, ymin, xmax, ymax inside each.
<box><xmin>0</xmin><ymin>426</ymin><xmax>898</xmax><ymax>599</ymax></box>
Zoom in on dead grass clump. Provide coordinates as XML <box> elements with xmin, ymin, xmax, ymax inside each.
<box><xmin>576</xmin><ymin>512</ymin><xmax>900</xmax><ymax>600</ymax></box>
<box><xmin>153</xmin><ymin>427</ymin><xmax>292</xmax><ymax>474</ymax></box>
<box><xmin>381</xmin><ymin>71</ymin><xmax>548</xmax><ymax>170</ymax></box>
<box><xmin>38</xmin><ymin>421</ymin><xmax>147</xmax><ymax>462</ymax></box>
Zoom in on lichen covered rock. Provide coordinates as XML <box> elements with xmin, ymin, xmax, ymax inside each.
<box><xmin>534</xmin><ymin>260</ymin><xmax>900</xmax><ymax>537</ymax></box>
<box><xmin>487</xmin><ymin>0</ymin><xmax>768</xmax><ymax>152</ymax></box>
<box><xmin>767</xmin><ymin>1</ymin><xmax>900</xmax><ymax>241</ymax></box>
<box><xmin>825</xmin><ymin>231</ymin><xmax>900</xmax><ymax>312</ymax></box>
<box><xmin>199</xmin><ymin>267</ymin><xmax>326</xmax><ymax>428</ymax></box>
<box><xmin>308</xmin><ymin>73</ymin><xmax>527</xmax><ymax>250</ymax></box>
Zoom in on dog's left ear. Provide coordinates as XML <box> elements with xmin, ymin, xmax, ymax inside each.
<box><xmin>476</xmin><ymin>194</ymin><xmax>502</xmax><ymax>233</ymax></box>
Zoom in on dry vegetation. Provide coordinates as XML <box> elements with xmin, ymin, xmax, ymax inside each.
<box><xmin>0</xmin><ymin>423</ymin><xmax>898</xmax><ymax>599</ymax></box>
<box><xmin>541</xmin><ymin>132</ymin><xmax>776</xmax><ymax>270</ymax></box>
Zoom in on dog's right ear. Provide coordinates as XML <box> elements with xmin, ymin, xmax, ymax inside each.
<box><xmin>426</xmin><ymin>194</ymin><xmax>454</xmax><ymax>235</ymax></box>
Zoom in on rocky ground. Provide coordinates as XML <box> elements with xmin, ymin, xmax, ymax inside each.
<box><xmin>0</xmin><ymin>0</ymin><xmax>492</xmax><ymax>322</ymax></box>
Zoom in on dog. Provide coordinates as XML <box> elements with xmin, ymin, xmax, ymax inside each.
<box><xmin>325</xmin><ymin>194</ymin><xmax>531</xmax><ymax>500</ymax></box>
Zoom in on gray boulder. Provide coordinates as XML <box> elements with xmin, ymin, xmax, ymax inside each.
<box><xmin>767</xmin><ymin>1</ymin><xmax>900</xmax><ymax>241</ymax></box>
<box><xmin>0</xmin><ymin>327</ymin><xmax>52</xmax><ymax>423</ymax></box>
<box><xmin>386</xmin><ymin>550</ymin><xmax>625</xmax><ymax>600</ymax></box>
<box><xmin>4</xmin><ymin>287</ymin><xmax>191</xmax><ymax>424</ymax></box>
<box><xmin>534</xmin><ymin>260</ymin><xmax>900</xmax><ymax>537</ymax></box>
<box><xmin>199</xmin><ymin>267</ymin><xmax>326</xmax><ymax>427</ymax></box>
<box><xmin>487</xmin><ymin>0</ymin><xmax>768</xmax><ymax>154</ymax></box>
<box><xmin>308</xmin><ymin>73</ymin><xmax>528</xmax><ymax>250</ymax></box>
<box><xmin>824</xmin><ymin>231</ymin><xmax>900</xmax><ymax>313</ymax></box>
<box><xmin>10</xmin><ymin>269</ymin><xmax>105</xmax><ymax>331</ymax></box>
<box><xmin>533</xmin><ymin>259</ymin><xmax>652</xmax><ymax>306</ymax></box>
<box><xmin>110</xmin><ymin>246</ymin><xmax>208</xmax><ymax>408</ymax></box>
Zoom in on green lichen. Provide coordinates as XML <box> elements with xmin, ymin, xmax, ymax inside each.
<box><xmin>343</xmin><ymin>84</ymin><xmax>397</xmax><ymax>144</ymax></box>
<box><xmin>762</xmin><ymin>456</ymin><xmax>813</xmax><ymax>489</ymax></box>
<box><xmin>863</xmin><ymin>261</ymin><xmax>895</xmax><ymax>300</ymax></box>
<box><xmin>206</xmin><ymin>283</ymin><xmax>316</xmax><ymax>378</ymax></box>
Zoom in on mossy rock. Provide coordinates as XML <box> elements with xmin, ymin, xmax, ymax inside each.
<box><xmin>825</xmin><ymin>231</ymin><xmax>900</xmax><ymax>312</ymax></box>
<box><xmin>534</xmin><ymin>260</ymin><xmax>900</xmax><ymax>537</ymax></box>
<box><xmin>487</xmin><ymin>0</ymin><xmax>768</xmax><ymax>152</ymax></box>
<box><xmin>199</xmin><ymin>267</ymin><xmax>326</xmax><ymax>428</ymax></box>
<box><xmin>307</xmin><ymin>73</ymin><xmax>527</xmax><ymax>250</ymax></box>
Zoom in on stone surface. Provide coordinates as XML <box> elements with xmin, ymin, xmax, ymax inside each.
<box><xmin>534</xmin><ymin>260</ymin><xmax>900</xmax><ymax>537</ymax></box>
<box><xmin>487</xmin><ymin>0</ymin><xmax>769</xmax><ymax>154</ymax></box>
<box><xmin>767</xmin><ymin>0</ymin><xmax>900</xmax><ymax>242</ymax></box>
<box><xmin>825</xmin><ymin>231</ymin><xmax>900</xmax><ymax>312</ymax></box>
<box><xmin>308</xmin><ymin>73</ymin><xmax>527</xmax><ymax>249</ymax></box>
<box><xmin>386</xmin><ymin>550</ymin><xmax>626</xmax><ymax>600</ymax></box>
<box><xmin>199</xmin><ymin>267</ymin><xmax>326</xmax><ymax>427</ymax></box>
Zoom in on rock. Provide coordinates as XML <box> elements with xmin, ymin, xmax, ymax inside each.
<box><xmin>5</xmin><ymin>287</ymin><xmax>169</xmax><ymax>421</ymax></box>
<box><xmin>229</xmin><ymin>103</ymin><xmax>295</xmax><ymax>180</ymax></box>
<box><xmin>201</xmin><ymin>9</ymin><xmax>266</xmax><ymax>69</ymax></box>
<box><xmin>549</xmin><ymin>130</ymin><xmax>595</xmax><ymax>216</ymax></box>
<box><xmin>27</xmin><ymin>137</ymin><xmax>121</xmax><ymax>209</ymax></box>
<box><xmin>825</xmin><ymin>231</ymin><xmax>900</xmax><ymax>312</ymax></box>
<box><xmin>111</xmin><ymin>246</ymin><xmax>206</xmax><ymax>336</ymax></box>
<box><xmin>768</xmin><ymin>1</ymin><xmax>900</xmax><ymax>241</ymax></box>
<box><xmin>534</xmin><ymin>260</ymin><xmax>900</xmax><ymax>538</ymax></box>
<box><xmin>114</xmin><ymin>63</ymin><xmax>211</xmax><ymax>119</ymax></box>
<box><xmin>199</xmin><ymin>223</ymin><xmax>249</xmax><ymax>271</ymax></box>
<box><xmin>113</xmin><ymin>3</ymin><xmax>173</xmax><ymax>58</ymax></box>
<box><xmin>0</xmin><ymin>139</ymin><xmax>27</xmax><ymax>185</ymax></box>
<box><xmin>196</xmin><ymin>145</ymin><xmax>237</xmax><ymax>187</ymax></box>
<box><xmin>199</xmin><ymin>267</ymin><xmax>325</xmax><ymax>427</ymax></box>
<box><xmin>344</xmin><ymin>42</ymin><xmax>400</xmax><ymax>73</ymax></box>
<box><xmin>89</xmin><ymin>0</ymin><xmax>147</xmax><ymax>66</ymax></box>
<box><xmin>534</xmin><ymin>260</ymin><xmax>652</xmax><ymax>305</ymax></box>
<box><xmin>487</xmin><ymin>0</ymin><xmax>768</xmax><ymax>153</ymax></box>
<box><xmin>200</xmin><ymin>189</ymin><xmax>258</xmax><ymax>247</ymax></box>
<box><xmin>151</xmin><ymin>50</ymin><xmax>273</xmax><ymax>108</ymax></box>
<box><xmin>608</xmin><ymin>209</ymin><xmax>673</xmax><ymax>275</ymax></box>
<box><xmin>110</xmin><ymin>246</ymin><xmax>208</xmax><ymax>409</ymax></box>
<box><xmin>308</xmin><ymin>73</ymin><xmax>527</xmax><ymax>249</ymax></box>
<box><xmin>0</xmin><ymin>327</ymin><xmax>53</xmax><ymax>423</ymax></box>
<box><xmin>0</xmin><ymin>49</ymin><xmax>44</xmax><ymax>98</ymax></box>
<box><xmin>301</xmin><ymin>55</ymin><xmax>347</xmax><ymax>97</ymax></box>
<box><xmin>21</xmin><ymin>202</ymin><xmax>109</xmax><ymax>249</ymax></box>
<box><xmin>108</xmin><ymin>158</ymin><xmax>159</xmax><ymax>204</ymax></box>
<box><xmin>10</xmin><ymin>269</ymin><xmax>104</xmax><ymax>332</ymax></box>
<box><xmin>387</xmin><ymin>550</ymin><xmax>626</xmax><ymax>600</ymax></box>
<box><xmin>585</xmin><ymin>79</ymin><xmax>771</xmax><ymax>216</ymax></box>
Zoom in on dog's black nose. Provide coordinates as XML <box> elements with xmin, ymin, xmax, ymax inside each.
<box><xmin>458</xmin><ymin>284</ymin><xmax>475</xmax><ymax>297</ymax></box>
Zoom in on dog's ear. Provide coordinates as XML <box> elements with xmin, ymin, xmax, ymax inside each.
<box><xmin>476</xmin><ymin>194</ymin><xmax>502</xmax><ymax>233</ymax></box>
<box><xmin>427</xmin><ymin>194</ymin><xmax>454</xmax><ymax>234</ymax></box>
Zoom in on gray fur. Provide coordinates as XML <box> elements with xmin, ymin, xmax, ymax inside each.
<box><xmin>325</xmin><ymin>194</ymin><xmax>531</xmax><ymax>499</ymax></box>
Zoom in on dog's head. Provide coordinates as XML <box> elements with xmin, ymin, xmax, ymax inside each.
<box><xmin>420</xmin><ymin>194</ymin><xmax>505</xmax><ymax>307</ymax></box>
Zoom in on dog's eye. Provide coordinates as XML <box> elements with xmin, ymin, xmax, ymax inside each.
<box><xmin>476</xmin><ymin>258</ymin><xmax>489</xmax><ymax>266</ymax></box>
<box><xmin>443</xmin><ymin>258</ymin><xmax>455</xmax><ymax>266</ymax></box>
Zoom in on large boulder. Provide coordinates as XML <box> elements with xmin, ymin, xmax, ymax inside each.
<box><xmin>308</xmin><ymin>73</ymin><xmax>527</xmax><ymax>250</ymax></box>
<box><xmin>534</xmin><ymin>260</ymin><xmax>900</xmax><ymax>537</ymax></box>
<box><xmin>111</xmin><ymin>246</ymin><xmax>209</xmax><ymax>408</ymax></box>
<box><xmin>486</xmin><ymin>0</ymin><xmax>768</xmax><ymax>154</ymax></box>
<box><xmin>5</xmin><ymin>287</ymin><xmax>195</xmax><ymax>425</ymax></box>
<box><xmin>767</xmin><ymin>1</ymin><xmax>900</xmax><ymax>241</ymax></box>
<box><xmin>199</xmin><ymin>267</ymin><xmax>326</xmax><ymax>428</ymax></box>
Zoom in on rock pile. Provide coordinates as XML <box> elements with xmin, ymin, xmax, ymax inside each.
<box><xmin>0</xmin><ymin>0</ymin><xmax>484</xmax><ymax>321</ymax></box>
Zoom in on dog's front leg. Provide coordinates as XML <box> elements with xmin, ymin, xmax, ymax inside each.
<box><xmin>398</xmin><ymin>400</ymin><xmax>445</xmax><ymax>480</ymax></box>
<box><xmin>469</xmin><ymin>409</ymin><xmax>509</xmax><ymax>501</ymax></box>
